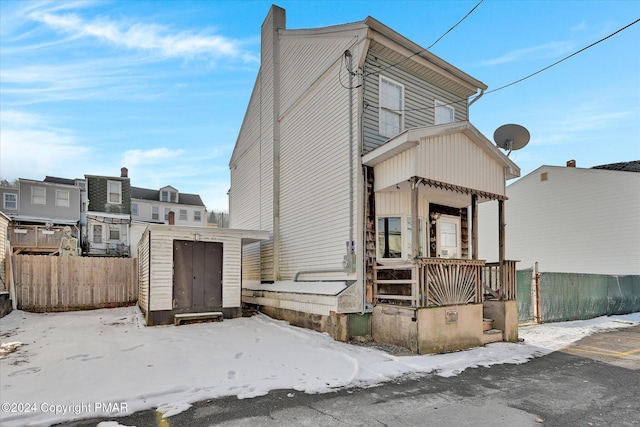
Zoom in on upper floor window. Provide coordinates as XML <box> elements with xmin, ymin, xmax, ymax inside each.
<box><xmin>3</xmin><ymin>193</ymin><xmax>17</xmax><ymax>210</ymax></box>
<box><xmin>107</xmin><ymin>180</ymin><xmax>122</xmax><ymax>204</ymax></box>
<box><xmin>161</xmin><ymin>190</ymin><xmax>177</xmax><ymax>203</ymax></box>
<box><xmin>435</xmin><ymin>100</ymin><xmax>454</xmax><ymax>125</ymax></box>
<box><xmin>131</xmin><ymin>203</ymin><xmax>138</xmax><ymax>216</ymax></box>
<box><xmin>55</xmin><ymin>190</ymin><xmax>70</xmax><ymax>207</ymax></box>
<box><xmin>194</xmin><ymin>211</ymin><xmax>202</xmax><ymax>222</ymax></box>
<box><xmin>379</xmin><ymin>76</ymin><xmax>404</xmax><ymax>138</ymax></box>
<box><xmin>31</xmin><ymin>187</ymin><xmax>46</xmax><ymax>205</ymax></box>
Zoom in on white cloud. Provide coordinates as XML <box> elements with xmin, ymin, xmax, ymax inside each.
<box><xmin>28</xmin><ymin>9</ymin><xmax>258</xmax><ymax>63</ymax></box>
<box><xmin>0</xmin><ymin>110</ymin><xmax>89</xmax><ymax>180</ymax></box>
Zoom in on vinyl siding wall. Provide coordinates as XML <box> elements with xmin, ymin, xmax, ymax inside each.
<box><xmin>372</xmin><ymin>132</ymin><xmax>505</xmax><ymax>196</ymax></box>
<box><xmin>362</xmin><ymin>50</ymin><xmax>469</xmax><ymax>154</ymax></box>
<box><xmin>18</xmin><ymin>180</ymin><xmax>80</xmax><ymax>221</ymax></box>
<box><xmin>478</xmin><ymin>166</ymin><xmax>640</xmax><ymax>275</ymax></box>
<box><xmin>137</xmin><ymin>228</ymin><xmax>150</xmax><ymax>312</ymax></box>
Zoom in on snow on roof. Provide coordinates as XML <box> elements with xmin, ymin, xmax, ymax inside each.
<box><xmin>243</xmin><ymin>281</ymin><xmax>347</xmax><ymax>296</ymax></box>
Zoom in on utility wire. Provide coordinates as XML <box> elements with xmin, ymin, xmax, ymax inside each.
<box><xmin>363</xmin><ymin>0</ymin><xmax>484</xmax><ymax>78</ymax></box>
<box><xmin>485</xmin><ymin>18</ymin><xmax>640</xmax><ymax>95</ymax></box>
<box><xmin>365</xmin><ymin>17</ymin><xmax>640</xmax><ymax>113</ymax></box>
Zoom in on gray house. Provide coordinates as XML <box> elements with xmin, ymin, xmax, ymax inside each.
<box><xmin>2</xmin><ymin>178</ymin><xmax>81</xmax><ymax>255</ymax></box>
<box><xmin>229</xmin><ymin>6</ymin><xmax>520</xmax><ymax>353</ymax></box>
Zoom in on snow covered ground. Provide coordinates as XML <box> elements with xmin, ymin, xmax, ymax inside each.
<box><xmin>1</xmin><ymin>306</ymin><xmax>638</xmax><ymax>427</ymax></box>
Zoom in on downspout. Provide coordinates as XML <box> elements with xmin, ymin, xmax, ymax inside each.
<box><xmin>346</xmin><ymin>50</ymin><xmax>354</xmax><ymax>249</ymax></box>
<box><xmin>468</xmin><ymin>88</ymin><xmax>485</xmax><ymax>107</ymax></box>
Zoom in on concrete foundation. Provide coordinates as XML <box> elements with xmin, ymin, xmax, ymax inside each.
<box><xmin>258</xmin><ymin>306</ymin><xmax>349</xmax><ymax>342</ymax></box>
<box><xmin>483</xmin><ymin>300</ymin><xmax>519</xmax><ymax>342</ymax></box>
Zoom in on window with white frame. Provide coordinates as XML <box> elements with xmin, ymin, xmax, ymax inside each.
<box><xmin>93</xmin><ymin>225</ymin><xmax>103</xmax><ymax>243</ymax></box>
<box><xmin>164</xmin><ymin>208</ymin><xmax>170</xmax><ymax>221</ymax></box>
<box><xmin>31</xmin><ymin>187</ymin><xmax>46</xmax><ymax>205</ymax></box>
<box><xmin>109</xmin><ymin>227</ymin><xmax>120</xmax><ymax>240</ymax></box>
<box><xmin>152</xmin><ymin>206</ymin><xmax>159</xmax><ymax>221</ymax></box>
<box><xmin>407</xmin><ymin>217</ymin><xmax>426</xmax><ymax>257</ymax></box>
<box><xmin>179</xmin><ymin>209</ymin><xmax>187</xmax><ymax>221</ymax></box>
<box><xmin>161</xmin><ymin>190</ymin><xmax>177</xmax><ymax>203</ymax></box>
<box><xmin>107</xmin><ymin>180</ymin><xmax>122</xmax><ymax>204</ymax></box>
<box><xmin>3</xmin><ymin>193</ymin><xmax>17</xmax><ymax>210</ymax></box>
<box><xmin>193</xmin><ymin>211</ymin><xmax>202</xmax><ymax>222</ymax></box>
<box><xmin>379</xmin><ymin>76</ymin><xmax>404</xmax><ymax>138</ymax></box>
<box><xmin>434</xmin><ymin>100</ymin><xmax>454</xmax><ymax>125</ymax></box>
<box><xmin>377</xmin><ymin>216</ymin><xmax>427</xmax><ymax>259</ymax></box>
<box><xmin>131</xmin><ymin>203</ymin><xmax>138</xmax><ymax>216</ymax></box>
<box><xmin>55</xmin><ymin>190</ymin><xmax>70</xmax><ymax>207</ymax></box>
<box><xmin>377</xmin><ymin>217</ymin><xmax>402</xmax><ymax>259</ymax></box>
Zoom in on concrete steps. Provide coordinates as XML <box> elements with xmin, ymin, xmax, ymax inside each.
<box><xmin>482</xmin><ymin>317</ymin><xmax>504</xmax><ymax>344</ymax></box>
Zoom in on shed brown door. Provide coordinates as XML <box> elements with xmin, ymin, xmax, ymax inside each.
<box><xmin>173</xmin><ymin>240</ymin><xmax>223</xmax><ymax>310</ymax></box>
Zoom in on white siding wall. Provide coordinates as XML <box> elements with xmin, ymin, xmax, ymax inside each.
<box><xmin>373</xmin><ymin>133</ymin><xmax>505</xmax><ymax>196</ymax></box>
<box><xmin>146</xmin><ymin>226</ymin><xmax>248</xmax><ymax>311</ymax></box>
<box><xmin>137</xmin><ymin>229</ymin><xmax>150</xmax><ymax>312</ymax></box>
<box><xmin>278</xmin><ymin>41</ymin><xmax>355</xmax><ymax>280</ymax></box>
<box><xmin>131</xmin><ymin>200</ymin><xmax>205</xmax><ymax>227</ymax></box>
<box><xmin>478</xmin><ymin>166</ymin><xmax>640</xmax><ymax>275</ymax></box>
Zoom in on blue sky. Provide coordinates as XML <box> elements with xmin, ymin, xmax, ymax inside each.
<box><xmin>1</xmin><ymin>0</ymin><xmax>638</xmax><ymax>211</ymax></box>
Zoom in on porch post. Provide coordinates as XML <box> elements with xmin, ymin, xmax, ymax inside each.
<box><xmin>471</xmin><ymin>194</ymin><xmax>478</xmax><ymax>260</ymax></box>
<box><xmin>498</xmin><ymin>199</ymin><xmax>505</xmax><ymax>290</ymax></box>
<box><xmin>411</xmin><ymin>176</ymin><xmax>419</xmax><ymax>259</ymax></box>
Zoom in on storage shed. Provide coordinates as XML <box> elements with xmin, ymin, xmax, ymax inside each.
<box><xmin>137</xmin><ymin>225</ymin><xmax>269</xmax><ymax>326</ymax></box>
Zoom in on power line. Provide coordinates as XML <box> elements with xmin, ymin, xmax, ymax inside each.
<box><xmin>363</xmin><ymin>0</ymin><xmax>484</xmax><ymax>77</ymax></box>
<box><xmin>364</xmin><ymin>17</ymin><xmax>640</xmax><ymax>114</ymax></box>
<box><xmin>485</xmin><ymin>18</ymin><xmax>640</xmax><ymax>95</ymax></box>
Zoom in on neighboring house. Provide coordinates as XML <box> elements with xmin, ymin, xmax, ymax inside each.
<box><xmin>131</xmin><ymin>185</ymin><xmax>206</xmax><ymax>226</ymax></box>
<box><xmin>129</xmin><ymin>185</ymin><xmax>207</xmax><ymax>256</ymax></box>
<box><xmin>84</xmin><ymin>168</ymin><xmax>131</xmax><ymax>257</ymax></box>
<box><xmin>0</xmin><ymin>211</ymin><xmax>11</xmax><ymax>317</ymax></box>
<box><xmin>478</xmin><ymin>161</ymin><xmax>640</xmax><ymax>275</ymax></box>
<box><xmin>229</xmin><ymin>6</ymin><xmax>520</xmax><ymax>353</ymax></box>
<box><xmin>2</xmin><ymin>178</ymin><xmax>81</xmax><ymax>255</ymax></box>
<box><xmin>478</xmin><ymin>160</ymin><xmax>640</xmax><ymax>323</ymax></box>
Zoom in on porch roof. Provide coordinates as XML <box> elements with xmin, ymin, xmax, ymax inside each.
<box><xmin>362</xmin><ymin>122</ymin><xmax>519</xmax><ymax>179</ymax></box>
<box><xmin>362</xmin><ymin>122</ymin><xmax>520</xmax><ymax>202</ymax></box>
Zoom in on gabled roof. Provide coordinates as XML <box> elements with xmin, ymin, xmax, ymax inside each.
<box><xmin>592</xmin><ymin>160</ymin><xmax>640</xmax><ymax>172</ymax></box>
<box><xmin>362</xmin><ymin>121</ymin><xmax>520</xmax><ymax>179</ymax></box>
<box><xmin>131</xmin><ymin>186</ymin><xmax>205</xmax><ymax>207</ymax></box>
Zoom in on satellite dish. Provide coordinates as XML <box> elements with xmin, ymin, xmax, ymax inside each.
<box><xmin>493</xmin><ymin>124</ymin><xmax>530</xmax><ymax>156</ymax></box>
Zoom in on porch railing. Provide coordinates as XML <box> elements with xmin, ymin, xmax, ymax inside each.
<box><xmin>481</xmin><ymin>261</ymin><xmax>517</xmax><ymax>300</ymax></box>
<box><xmin>8</xmin><ymin>225</ymin><xmax>74</xmax><ymax>253</ymax></box>
<box><xmin>374</xmin><ymin>258</ymin><xmax>517</xmax><ymax>308</ymax></box>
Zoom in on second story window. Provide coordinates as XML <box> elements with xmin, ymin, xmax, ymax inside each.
<box><xmin>435</xmin><ymin>100</ymin><xmax>454</xmax><ymax>125</ymax></box>
<box><xmin>55</xmin><ymin>190</ymin><xmax>70</xmax><ymax>207</ymax></box>
<box><xmin>108</xmin><ymin>180</ymin><xmax>122</xmax><ymax>204</ymax></box>
<box><xmin>31</xmin><ymin>187</ymin><xmax>46</xmax><ymax>205</ymax></box>
<box><xmin>379</xmin><ymin>75</ymin><xmax>404</xmax><ymax>138</ymax></box>
<box><xmin>3</xmin><ymin>193</ymin><xmax>17</xmax><ymax>210</ymax></box>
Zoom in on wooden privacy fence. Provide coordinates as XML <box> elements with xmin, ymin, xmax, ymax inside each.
<box><xmin>11</xmin><ymin>255</ymin><xmax>138</xmax><ymax>312</ymax></box>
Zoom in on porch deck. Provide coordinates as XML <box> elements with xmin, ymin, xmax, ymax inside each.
<box><xmin>374</xmin><ymin>258</ymin><xmax>517</xmax><ymax>307</ymax></box>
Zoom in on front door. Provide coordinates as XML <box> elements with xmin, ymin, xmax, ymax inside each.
<box><xmin>173</xmin><ymin>240</ymin><xmax>223</xmax><ymax>310</ymax></box>
<box><xmin>436</xmin><ymin>215</ymin><xmax>461</xmax><ymax>258</ymax></box>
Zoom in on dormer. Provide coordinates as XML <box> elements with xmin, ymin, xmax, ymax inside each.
<box><xmin>159</xmin><ymin>186</ymin><xmax>179</xmax><ymax>203</ymax></box>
